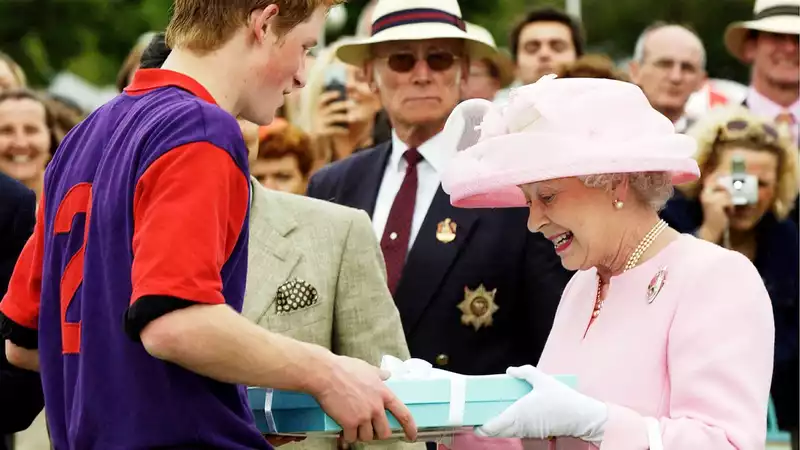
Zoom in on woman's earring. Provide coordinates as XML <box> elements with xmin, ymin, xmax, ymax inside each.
<box><xmin>613</xmin><ymin>199</ymin><xmax>624</xmax><ymax>210</ymax></box>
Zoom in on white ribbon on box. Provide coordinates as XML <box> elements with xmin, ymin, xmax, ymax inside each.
<box><xmin>262</xmin><ymin>388</ymin><xmax>278</xmax><ymax>434</ymax></box>
<box><xmin>380</xmin><ymin>355</ymin><xmax>468</xmax><ymax>427</ymax></box>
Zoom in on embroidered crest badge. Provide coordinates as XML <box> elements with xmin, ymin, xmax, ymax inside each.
<box><xmin>458</xmin><ymin>284</ymin><xmax>498</xmax><ymax>331</ymax></box>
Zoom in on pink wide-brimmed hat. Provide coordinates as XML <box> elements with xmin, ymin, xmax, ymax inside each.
<box><xmin>440</xmin><ymin>75</ymin><xmax>701</xmax><ymax>208</ymax></box>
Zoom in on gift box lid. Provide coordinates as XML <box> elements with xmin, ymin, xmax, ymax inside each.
<box><xmin>250</xmin><ymin>374</ymin><xmax>578</xmax><ymax>411</ymax></box>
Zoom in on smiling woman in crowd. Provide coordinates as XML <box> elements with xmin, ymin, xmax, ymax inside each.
<box><xmin>0</xmin><ymin>90</ymin><xmax>58</xmax><ymax>198</ymax></box>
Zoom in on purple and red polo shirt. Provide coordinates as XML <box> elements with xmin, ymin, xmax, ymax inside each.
<box><xmin>0</xmin><ymin>69</ymin><xmax>270</xmax><ymax>449</ymax></box>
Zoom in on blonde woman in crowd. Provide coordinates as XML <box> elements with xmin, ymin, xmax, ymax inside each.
<box><xmin>297</xmin><ymin>37</ymin><xmax>389</xmax><ymax>169</ymax></box>
<box><xmin>661</xmin><ymin>106</ymin><xmax>799</xmax><ymax>444</ymax></box>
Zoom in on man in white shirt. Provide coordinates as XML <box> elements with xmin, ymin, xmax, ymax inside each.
<box><xmin>629</xmin><ymin>22</ymin><xmax>707</xmax><ymax>133</ymax></box>
<box><xmin>724</xmin><ymin>0</ymin><xmax>799</xmax><ymax>145</ymax></box>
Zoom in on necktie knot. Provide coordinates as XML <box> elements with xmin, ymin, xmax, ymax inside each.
<box><xmin>403</xmin><ymin>148</ymin><xmax>423</xmax><ymax>166</ymax></box>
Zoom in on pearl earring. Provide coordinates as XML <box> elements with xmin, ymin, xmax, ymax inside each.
<box><xmin>613</xmin><ymin>199</ymin><xmax>624</xmax><ymax>210</ymax></box>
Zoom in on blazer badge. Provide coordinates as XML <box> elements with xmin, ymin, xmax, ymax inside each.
<box><xmin>458</xmin><ymin>284</ymin><xmax>498</xmax><ymax>331</ymax></box>
<box><xmin>436</xmin><ymin>218</ymin><xmax>457</xmax><ymax>243</ymax></box>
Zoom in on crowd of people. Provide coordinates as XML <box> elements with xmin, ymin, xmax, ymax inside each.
<box><xmin>0</xmin><ymin>0</ymin><xmax>797</xmax><ymax>449</ymax></box>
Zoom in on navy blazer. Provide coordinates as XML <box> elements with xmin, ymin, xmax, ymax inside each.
<box><xmin>307</xmin><ymin>142</ymin><xmax>573</xmax><ymax>375</ymax></box>
<box><xmin>0</xmin><ymin>173</ymin><xmax>44</xmax><ymax>441</ymax></box>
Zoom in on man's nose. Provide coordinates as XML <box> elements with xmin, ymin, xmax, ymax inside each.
<box><xmin>410</xmin><ymin>56</ymin><xmax>433</xmax><ymax>83</ymax></box>
<box><xmin>667</xmin><ymin>64</ymin><xmax>683</xmax><ymax>83</ymax></box>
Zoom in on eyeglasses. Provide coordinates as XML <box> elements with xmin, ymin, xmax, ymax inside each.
<box><xmin>716</xmin><ymin>119</ymin><xmax>781</xmax><ymax>146</ymax></box>
<box><xmin>377</xmin><ymin>51</ymin><xmax>460</xmax><ymax>73</ymax></box>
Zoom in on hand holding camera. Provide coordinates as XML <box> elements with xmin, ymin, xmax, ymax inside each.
<box><xmin>699</xmin><ymin>175</ymin><xmax>733</xmax><ymax>243</ymax></box>
<box><xmin>312</xmin><ymin>90</ymin><xmax>351</xmax><ymax>139</ymax></box>
<box><xmin>699</xmin><ymin>155</ymin><xmax>759</xmax><ymax>243</ymax></box>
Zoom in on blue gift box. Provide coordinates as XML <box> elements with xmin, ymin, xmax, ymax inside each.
<box><xmin>248</xmin><ymin>374</ymin><xmax>577</xmax><ymax>435</ymax></box>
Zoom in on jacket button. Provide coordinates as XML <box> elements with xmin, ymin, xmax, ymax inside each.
<box><xmin>435</xmin><ymin>354</ymin><xmax>449</xmax><ymax>366</ymax></box>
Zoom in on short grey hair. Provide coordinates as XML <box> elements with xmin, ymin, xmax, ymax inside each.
<box><xmin>632</xmin><ymin>22</ymin><xmax>706</xmax><ymax>70</ymax></box>
<box><xmin>580</xmin><ymin>172</ymin><xmax>674</xmax><ymax>211</ymax></box>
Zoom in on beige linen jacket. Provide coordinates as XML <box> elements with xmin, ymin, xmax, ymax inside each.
<box><xmin>243</xmin><ymin>181</ymin><xmax>422</xmax><ymax>450</ymax></box>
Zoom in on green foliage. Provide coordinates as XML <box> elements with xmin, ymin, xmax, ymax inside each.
<box><xmin>0</xmin><ymin>0</ymin><xmax>171</xmax><ymax>87</ymax></box>
<box><xmin>0</xmin><ymin>0</ymin><xmax>757</xmax><ymax>89</ymax></box>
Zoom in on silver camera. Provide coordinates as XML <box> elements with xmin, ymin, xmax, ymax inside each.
<box><xmin>718</xmin><ymin>155</ymin><xmax>758</xmax><ymax>206</ymax></box>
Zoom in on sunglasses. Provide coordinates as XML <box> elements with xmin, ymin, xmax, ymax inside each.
<box><xmin>717</xmin><ymin>119</ymin><xmax>780</xmax><ymax>146</ymax></box>
<box><xmin>378</xmin><ymin>51</ymin><xmax>459</xmax><ymax>73</ymax></box>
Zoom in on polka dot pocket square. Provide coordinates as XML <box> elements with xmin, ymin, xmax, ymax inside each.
<box><xmin>275</xmin><ymin>278</ymin><xmax>319</xmax><ymax>314</ymax></box>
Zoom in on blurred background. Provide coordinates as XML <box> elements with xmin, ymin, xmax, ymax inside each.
<box><xmin>0</xmin><ymin>0</ymin><xmax>756</xmax><ymax>110</ymax></box>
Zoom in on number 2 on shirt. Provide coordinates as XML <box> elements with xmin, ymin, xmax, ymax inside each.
<box><xmin>53</xmin><ymin>182</ymin><xmax>93</xmax><ymax>354</ymax></box>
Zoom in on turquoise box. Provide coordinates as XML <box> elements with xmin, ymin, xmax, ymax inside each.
<box><xmin>248</xmin><ymin>374</ymin><xmax>577</xmax><ymax>434</ymax></box>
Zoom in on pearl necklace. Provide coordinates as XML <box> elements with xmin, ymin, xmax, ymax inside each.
<box><xmin>591</xmin><ymin>219</ymin><xmax>668</xmax><ymax>320</ymax></box>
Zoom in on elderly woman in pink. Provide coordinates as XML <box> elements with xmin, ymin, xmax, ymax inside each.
<box><xmin>440</xmin><ymin>76</ymin><xmax>774</xmax><ymax>449</ymax></box>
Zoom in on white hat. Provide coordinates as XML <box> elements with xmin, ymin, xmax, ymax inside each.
<box><xmin>724</xmin><ymin>0</ymin><xmax>800</xmax><ymax>62</ymax></box>
<box><xmin>465</xmin><ymin>22</ymin><xmax>516</xmax><ymax>88</ymax></box>
<box><xmin>336</xmin><ymin>0</ymin><xmax>496</xmax><ymax>67</ymax></box>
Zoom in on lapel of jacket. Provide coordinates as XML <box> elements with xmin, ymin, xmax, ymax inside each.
<box><xmin>342</xmin><ymin>142</ymin><xmax>392</xmax><ymax>217</ymax></box>
<box><xmin>394</xmin><ymin>186</ymin><xmax>479</xmax><ymax>334</ymax></box>
<box><xmin>242</xmin><ymin>180</ymin><xmax>302</xmax><ymax>323</ymax></box>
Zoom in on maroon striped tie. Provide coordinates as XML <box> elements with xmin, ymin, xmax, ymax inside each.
<box><xmin>380</xmin><ymin>148</ymin><xmax>423</xmax><ymax>295</ymax></box>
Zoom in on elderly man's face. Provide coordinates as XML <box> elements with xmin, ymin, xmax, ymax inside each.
<box><xmin>744</xmin><ymin>32</ymin><xmax>800</xmax><ymax>88</ymax></box>
<box><xmin>368</xmin><ymin>39</ymin><xmax>466</xmax><ymax>128</ymax></box>
<box><xmin>630</xmin><ymin>26</ymin><xmax>705</xmax><ymax>120</ymax></box>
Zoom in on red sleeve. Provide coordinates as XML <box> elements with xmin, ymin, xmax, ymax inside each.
<box><xmin>130</xmin><ymin>142</ymin><xmax>249</xmax><ymax>306</ymax></box>
<box><xmin>0</xmin><ymin>194</ymin><xmax>46</xmax><ymax>332</ymax></box>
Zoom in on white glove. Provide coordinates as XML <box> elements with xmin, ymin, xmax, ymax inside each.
<box><xmin>475</xmin><ymin>365</ymin><xmax>608</xmax><ymax>443</ymax></box>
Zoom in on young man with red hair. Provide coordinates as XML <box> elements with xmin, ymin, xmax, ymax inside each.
<box><xmin>0</xmin><ymin>1</ymin><xmax>416</xmax><ymax>448</ymax></box>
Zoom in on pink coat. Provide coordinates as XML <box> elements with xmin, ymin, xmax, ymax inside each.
<box><xmin>448</xmin><ymin>234</ymin><xmax>774</xmax><ymax>450</ymax></box>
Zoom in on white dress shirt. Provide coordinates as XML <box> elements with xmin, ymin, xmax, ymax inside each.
<box><xmin>746</xmin><ymin>87</ymin><xmax>799</xmax><ymax>145</ymax></box>
<box><xmin>371</xmin><ymin>130</ymin><xmax>456</xmax><ymax>252</ymax></box>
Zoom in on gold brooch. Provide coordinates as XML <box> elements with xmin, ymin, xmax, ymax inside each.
<box><xmin>436</xmin><ymin>218</ymin><xmax>457</xmax><ymax>243</ymax></box>
<box><xmin>458</xmin><ymin>284</ymin><xmax>498</xmax><ymax>331</ymax></box>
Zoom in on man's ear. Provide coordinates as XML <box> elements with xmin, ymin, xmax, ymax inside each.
<box><xmin>628</xmin><ymin>60</ymin><xmax>642</xmax><ymax>84</ymax></box>
<box><xmin>365</xmin><ymin>62</ymin><xmax>379</xmax><ymax>92</ymax></box>
<box><xmin>250</xmin><ymin>4</ymin><xmax>280</xmax><ymax>43</ymax></box>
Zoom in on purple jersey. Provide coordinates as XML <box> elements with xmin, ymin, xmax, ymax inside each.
<box><xmin>0</xmin><ymin>69</ymin><xmax>270</xmax><ymax>449</ymax></box>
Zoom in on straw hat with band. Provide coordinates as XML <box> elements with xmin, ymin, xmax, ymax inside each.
<box><xmin>336</xmin><ymin>0</ymin><xmax>496</xmax><ymax>67</ymax></box>
<box><xmin>439</xmin><ymin>75</ymin><xmax>701</xmax><ymax>209</ymax></box>
<box><xmin>724</xmin><ymin>0</ymin><xmax>800</xmax><ymax>62</ymax></box>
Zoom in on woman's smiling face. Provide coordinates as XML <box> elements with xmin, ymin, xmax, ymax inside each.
<box><xmin>0</xmin><ymin>97</ymin><xmax>51</xmax><ymax>184</ymax></box>
<box><xmin>521</xmin><ymin>177</ymin><xmax>623</xmax><ymax>272</ymax></box>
